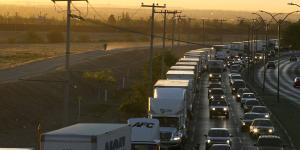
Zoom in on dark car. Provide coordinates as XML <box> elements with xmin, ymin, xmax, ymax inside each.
<box><xmin>250</xmin><ymin>119</ymin><xmax>275</xmax><ymax>138</ymax></box>
<box><xmin>209</xmin><ymin>73</ymin><xmax>222</xmax><ymax>81</ymax></box>
<box><xmin>254</xmin><ymin>135</ymin><xmax>285</xmax><ymax>150</ymax></box>
<box><xmin>240</xmin><ymin>113</ymin><xmax>265</xmax><ymax>131</ymax></box>
<box><xmin>205</xmin><ymin>128</ymin><xmax>232</xmax><ymax>150</ymax></box>
<box><xmin>208</xmin><ymin>82</ymin><xmax>222</xmax><ymax>96</ymax></box>
<box><xmin>243</xmin><ymin>100</ymin><xmax>260</xmax><ymax>112</ymax></box>
<box><xmin>209</xmin><ymin>144</ymin><xmax>232</xmax><ymax>150</ymax></box>
<box><xmin>208</xmin><ymin>88</ymin><xmax>225</xmax><ymax>103</ymax></box>
<box><xmin>290</xmin><ymin>56</ymin><xmax>297</xmax><ymax>62</ymax></box>
<box><xmin>294</xmin><ymin>77</ymin><xmax>300</xmax><ymax>88</ymax></box>
<box><xmin>231</xmin><ymin>79</ymin><xmax>246</xmax><ymax>94</ymax></box>
<box><xmin>236</xmin><ymin>88</ymin><xmax>251</xmax><ymax>102</ymax></box>
<box><xmin>209</xmin><ymin>100</ymin><xmax>229</xmax><ymax>119</ymax></box>
<box><xmin>267</xmin><ymin>61</ymin><xmax>276</xmax><ymax>69</ymax></box>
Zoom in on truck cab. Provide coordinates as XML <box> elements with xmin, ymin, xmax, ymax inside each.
<box><xmin>207</xmin><ymin>60</ymin><xmax>224</xmax><ymax>81</ymax></box>
<box><xmin>128</xmin><ymin>118</ymin><xmax>160</xmax><ymax>150</ymax></box>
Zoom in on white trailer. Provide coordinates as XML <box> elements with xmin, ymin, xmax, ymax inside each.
<box><xmin>149</xmin><ymin>80</ymin><xmax>190</xmax><ymax>149</ymax></box>
<box><xmin>41</xmin><ymin>123</ymin><xmax>131</xmax><ymax>150</ymax></box>
<box><xmin>178</xmin><ymin>57</ymin><xmax>200</xmax><ymax>77</ymax></box>
<box><xmin>128</xmin><ymin>118</ymin><xmax>160</xmax><ymax>150</ymax></box>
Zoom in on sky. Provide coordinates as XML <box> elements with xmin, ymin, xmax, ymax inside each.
<box><xmin>0</xmin><ymin>0</ymin><xmax>299</xmax><ymax>12</ymax></box>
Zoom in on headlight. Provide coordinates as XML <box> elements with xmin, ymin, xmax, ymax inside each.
<box><xmin>253</xmin><ymin>128</ymin><xmax>258</xmax><ymax>133</ymax></box>
<box><xmin>210</xmin><ymin>96</ymin><xmax>214</xmax><ymax>99</ymax></box>
<box><xmin>209</xmin><ymin>90</ymin><xmax>211</xmax><ymax>92</ymax></box>
<box><xmin>259</xmin><ymin>56</ymin><xmax>263</xmax><ymax>59</ymax></box>
<box><xmin>226</xmin><ymin>140</ymin><xmax>230</xmax><ymax>144</ymax></box>
<box><xmin>237</xmin><ymin>94</ymin><xmax>240</xmax><ymax>97</ymax></box>
<box><xmin>212</xmin><ymin>108</ymin><xmax>216</xmax><ymax>111</ymax></box>
<box><xmin>265</xmin><ymin>114</ymin><xmax>270</xmax><ymax>118</ymax></box>
<box><xmin>172</xmin><ymin>136</ymin><xmax>181</xmax><ymax>141</ymax></box>
<box><xmin>242</xmin><ymin>122</ymin><xmax>246</xmax><ymax>126</ymax></box>
<box><xmin>223</xmin><ymin>107</ymin><xmax>227</xmax><ymax>111</ymax></box>
<box><xmin>268</xmin><ymin>129</ymin><xmax>273</xmax><ymax>133</ymax></box>
<box><xmin>221</xmin><ymin>96</ymin><xmax>225</xmax><ymax>99</ymax></box>
<box><xmin>207</xmin><ymin>139</ymin><xmax>211</xmax><ymax>143</ymax></box>
<box><xmin>218</xmin><ymin>75</ymin><xmax>221</xmax><ymax>77</ymax></box>
<box><xmin>232</xmin><ymin>88</ymin><xmax>236</xmax><ymax>90</ymax></box>
<box><xmin>255</xmin><ymin>56</ymin><xmax>258</xmax><ymax>59</ymax></box>
<box><xmin>209</xmin><ymin>74</ymin><xmax>213</xmax><ymax>77</ymax></box>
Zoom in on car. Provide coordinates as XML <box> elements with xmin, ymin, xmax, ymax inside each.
<box><xmin>240</xmin><ymin>112</ymin><xmax>265</xmax><ymax>131</ymax></box>
<box><xmin>290</xmin><ymin>56</ymin><xmax>297</xmax><ymax>62</ymax></box>
<box><xmin>236</xmin><ymin>88</ymin><xmax>251</xmax><ymax>102</ymax></box>
<box><xmin>243</xmin><ymin>99</ymin><xmax>260</xmax><ymax>112</ymax></box>
<box><xmin>209</xmin><ymin>100</ymin><xmax>229</xmax><ymax>119</ymax></box>
<box><xmin>204</xmin><ymin>128</ymin><xmax>232</xmax><ymax>150</ymax></box>
<box><xmin>254</xmin><ymin>135</ymin><xmax>285</xmax><ymax>150</ymax></box>
<box><xmin>208</xmin><ymin>88</ymin><xmax>225</xmax><ymax>103</ymax></box>
<box><xmin>231</xmin><ymin>79</ymin><xmax>246</xmax><ymax>94</ymax></box>
<box><xmin>250</xmin><ymin>106</ymin><xmax>271</xmax><ymax>118</ymax></box>
<box><xmin>209</xmin><ymin>73</ymin><xmax>222</xmax><ymax>81</ymax></box>
<box><xmin>209</xmin><ymin>144</ymin><xmax>232</xmax><ymax>150</ymax></box>
<box><xmin>229</xmin><ymin>74</ymin><xmax>242</xmax><ymax>85</ymax></box>
<box><xmin>255</xmin><ymin>53</ymin><xmax>264</xmax><ymax>61</ymax></box>
<box><xmin>250</xmin><ymin>119</ymin><xmax>275</xmax><ymax>138</ymax></box>
<box><xmin>293</xmin><ymin>77</ymin><xmax>300</xmax><ymax>88</ymax></box>
<box><xmin>240</xmin><ymin>93</ymin><xmax>256</xmax><ymax>107</ymax></box>
<box><xmin>230</xmin><ymin>64</ymin><xmax>241</xmax><ymax>73</ymax></box>
<box><xmin>208</xmin><ymin>82</ymin><xmax>222</xmax><ymax>96</ymax></box>
<box><xmin>267</xmin><ymin>61</ymin><xmax>276</xmax><ymax>69</ymax></box>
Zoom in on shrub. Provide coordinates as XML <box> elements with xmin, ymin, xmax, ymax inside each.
<box><xmin>46</xmin><ymin>31</ymin><xmax>65</xmax><ymax>43</ymax></box>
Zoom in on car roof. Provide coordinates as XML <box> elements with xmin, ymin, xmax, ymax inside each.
<box><xmin>243</xmin><ymin>93</ymin><xmax>254</xmax><ymax>95</ymax></box>
<box><xmin>258</xmin><ymin>135</ymin><xmax>281</xmax><ymax>139</ymax></box>
<box><xmin>209</xmin><ymin>128</ymin><xmax>229</xmax><ymax>131</ymax></box>
<box><xmin>252</xmin><ymin>106</ymin><xmax>266</xmax><ymax>108</ymax></box>
<box><xmin>211</xmin><ymin>88</ymin><xmax>223</xmax><ymax>90</ymax></box>
<box><xmin>253</xmin><ymin>118</ymin><xmax>271</xmax><ymax>121</ymax></box>
<box><xmin>233</xmin><ymin>79</ymin><xmax>244</xmax><ymax>82</ymax></box>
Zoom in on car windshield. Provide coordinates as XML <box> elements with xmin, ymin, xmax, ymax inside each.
<box><xmin>253</xmin><ymin>120</ymin><xmax>272</xmax><ymax>126</ymax></box>
<box><xmin>211</xmin><ymin>101</ymin><xmax>227</xmax><ymax>106</ymax></box>
<box><xmin>244</xmin><ymin>114</ymin><xmax>264</xmax><ymax>120</ymax></box>
<box><xmin>252</xmin><ymin>107</ymin><xmax>267</xmax><ymax>113</ymax></box>
<box><xmin>208</xmin><ymin>129</ymin><xmax>230</xmax><ymax>137</ymax></box>
<box><xmin>257</xmin><ymin>138</ymin><xmax>283</xmax><ymax>147</ymax></box>
<box><xmin>246</xmin><ymin>100</ymin><xmax>259</xmax><ymax>106</ymax></box>
<box><xmin>243</xmin><ymin>94</ymin><xmax>255</xmax><ymax>98</ymax></box>
<box><xmin>232</xmin><ymin>75</ymin><xmax>241</xmax><ymax>79</ymax></box>
<box><xmin>132</xmin><ymin>144</ymin><xmax>158</xmax><ymax>150</ymax></box>
<box><xmin>234</xmin><ymin>82</ymin><xmax>245</xmax><ymax>88</ymax></box>
<box><xmin>209</xmin><ymin>84</ymin><xmax>222</xmax><ymax>88</ymax></box>
<box><xmin>211</xmin><ymin>89</ymin><xmax>224</xmax><ymax>95</ymax></box>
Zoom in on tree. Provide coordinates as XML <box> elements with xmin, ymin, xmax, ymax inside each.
<box><xmin>24</xmin><ymin>31</ymin><xmax>43</xmax><ymax>43</ymax></box>
<box><xmin>282</xmin><ymin>21</ymin><xmax>300</xmax><ymax>50</ymax></box>
<box><xmin>107</xmin><ymin>14</ymin><xmax>117</xmax><ymax>25</ymax></box>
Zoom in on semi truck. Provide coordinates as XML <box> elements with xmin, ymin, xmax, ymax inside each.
<box><xmin>41</xmin><ymin>123</ymin><xmax>131</xmax><ymax>150</ymax></box>
<box><xmin>128</xmin><ymin>118</ymin><xmax>160</xmax><ymax>150</ymax></box>
<box><xmin>149</xmin><ymin>80</ymin><xmax>191</xmax><ymax>149</ymax></box>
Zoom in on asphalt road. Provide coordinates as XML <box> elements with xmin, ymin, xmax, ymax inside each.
<box><xmin>0</xmin><ymin>45</ymin><xmax>153</xmax><ymax>83</ymax></box>
<box><xmin>185</xmin><ymin>70</ymin><xmax>294</xmax><ymax>150</ymax></box>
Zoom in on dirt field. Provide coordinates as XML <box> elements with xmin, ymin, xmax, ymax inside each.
<box><xmin>0</xmin><ymin>45</ymin><xmax>201</xmax><ymax>147</ymax></box>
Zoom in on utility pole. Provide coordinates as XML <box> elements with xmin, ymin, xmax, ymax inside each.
<box><xmin>51</xmin><ymin>0</ymin><xmax>87</xmax><ymax>126</ymax></box>
<box><xmin>201</xmin><ymin>19</ymin><xmax>206</xmax><ymax>45</ymax></box>
<box><xmin>141</xmin><ymin>3</ymin><xmax>166</xmax><ymax>96</ymax></box>
<box><xmin>219</xmin><ymin>19</ymin><xmax>226</xmax><ymax>44</ymax></box>
<box><xmin>176</xmin><ymin>15</ymin><xmax>186</xmax><ymax>46</ymax></box>
<box><xmin>171</xmin><ymin>11</ymin><xmax>181</xmax><ymax>50</ymax></box>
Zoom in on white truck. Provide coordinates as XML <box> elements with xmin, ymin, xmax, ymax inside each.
<box><xmin>170</xmin><ymin>65</ymin><xmax>196</xmax><ymax>75</ymax></box>
<box><xmin>207</xmin><ymin>60</ymin><xmax>224</xmax><ymax>81</ymax></box>
<box><xmin>212</xmin><ymin>45</ymin><xmax>229</xmax><ymax>60</ymax></box>
<box><xmin>128</xmin><ymin>118</ymin><xmax>160</xmax><ymax>150</ymax></box>
<box><xmin>178</xmin><ymin>57</ymin><xmax>200</xmax><ymax>78</ymax></box>
<box><xmin>41</xmin><ymin>123</ymin><xmax>131</xmax><ymax>150</ymax></box>
<box><xmin>149</xmin><ymin>80</ymin><xmax>191</xmax><ymax>149</ymax></box>
<box><xmin>185</xmin><ymin>50</ymin><xmax>209</xmax><ymax>72</ymax></box>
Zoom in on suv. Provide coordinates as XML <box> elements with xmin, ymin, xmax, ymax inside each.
<box><xmin>208</xmin><ymin>82</ymin><xmax>222</xmax><ymax>96</ymax></box>
<box><xmin>240</xmin><ymin>93</ymin><xmax>256</xmax><ymax>107</ymax></box>
<box><xmin>229</xmin><ymin>73</ymin><xmax>242</xmax><ymax>85</ymax></box>
<box><xmin>254</xmin><ymin>135</ymin><xmax>285</xmax><ymax>150</ymax></box>
<box><xmin>231</xmin><ymin>79</ymin><xmax>246</xmax><ymax>94</ymax></box>
<box><xmin>267</xmin><ymin>61</ymin><xmax>276</xmax><ymax>69</ymax></box>
<box><xmin>208</xmin><ymin>88</ymin><xmax>225</xmax><ymax>103</ymax></box>
<box><xmin>209</xmin><ymin>100</ymin><xmax>229</xmax><ymax>119</ymax></box>
<box><xmin>240</xmin><ymin>112</ymin><xmax>265</xmax><ymax>131</ymax></box>
<box><xmin>236</xmin><ymin>88</ymin><xmax>251</xmax><ymax>102</ymax></box>
<box><xmin>243</xmin><ymin>99</ymin><xmax>260</xmax><ymax>112</ymax></box>
<box><xmin>250</xmin><ymin>119</ymin><xmax>275</xmax><ymax>138</ymax></box>
<box><xmin>209</xmin><ymin>73</ymin><xmax>222</xmax><ymax>81</ymax></box>
<box><xmin>205</xmin><ymin>128</ymin><xmax>232</xmax><ymax>150</ymax></box>
<box><xmin>250</xmin><ymin>106</ymin><xmax>271</xmax><ymax>118</ymax></box>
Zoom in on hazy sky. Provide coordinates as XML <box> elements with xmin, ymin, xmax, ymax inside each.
<box><xmin>0</xmin><ymin>0</ymin><xmax>299</xmax><ymax>12</ymax></box>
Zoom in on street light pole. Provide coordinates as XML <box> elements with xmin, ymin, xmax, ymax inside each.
<box><xmin>259</xmin><ymin>10</ymin><xmax>300</xmax><ymax>103</ymax></box>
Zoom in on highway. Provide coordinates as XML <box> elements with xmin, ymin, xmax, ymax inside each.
<box><xmin>185</xmin><ymin>70</ymin><xmax>294</xmax><ymax>150</ymax></box>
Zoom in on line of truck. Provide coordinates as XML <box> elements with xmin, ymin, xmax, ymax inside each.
<box><xmin>37</xmin><ymin>48</ymin><xmax>219</xmax><ymax>150</ymax></box>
